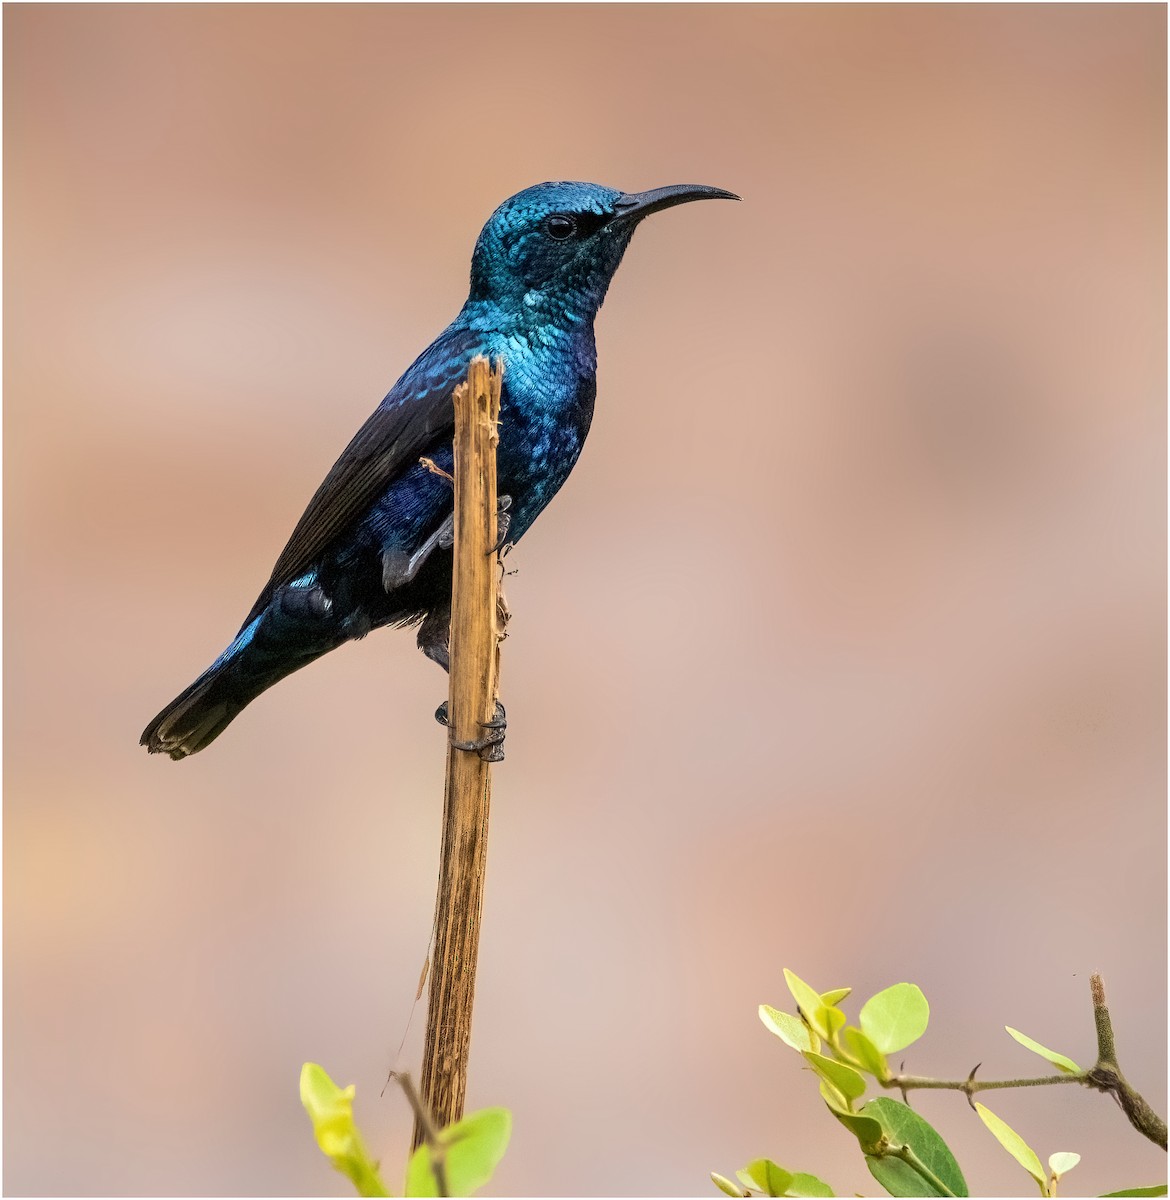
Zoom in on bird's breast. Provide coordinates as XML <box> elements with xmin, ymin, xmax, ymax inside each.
<box><xmin>494</xmin><ymin>366</ymin><xmax>597</xmax><ymax>540</ymax></box>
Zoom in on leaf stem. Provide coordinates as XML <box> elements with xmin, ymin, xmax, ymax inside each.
<box><xmin>887</xmin><ymin>1141</ymin><xmax>958</xmax><ymax>1196</ymax></box>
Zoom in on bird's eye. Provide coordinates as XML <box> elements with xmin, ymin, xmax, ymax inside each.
<box><xmin>544</xmin><ymin>214</ymin><xmax>577</xmax><ymax>241</ymax></box>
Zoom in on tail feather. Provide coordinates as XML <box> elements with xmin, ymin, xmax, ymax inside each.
<box><xmin>140</xmin><ymin>661</ymin><xmax>252</xmax><ymax>759</ymax></box>
<box><xmin>141</xmin><ymin>607</ymin><xmax>332</xmax><ymax>759</ymax></box>
<box><xmin>142</xmin><ymin>568</ymin><xmax>418</xmax><ymax>759</ymax></box>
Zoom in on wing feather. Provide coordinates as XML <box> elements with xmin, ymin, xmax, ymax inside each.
<box><xmin>239</xmin><ymin>329</ymin><xmax>479</xmax><ymax>630</ymax></box>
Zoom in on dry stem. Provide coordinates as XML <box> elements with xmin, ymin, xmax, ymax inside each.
<box><xmin>413</xmin><ymin>357</ymin><xmax>505</xmax><ymax>1147</ymax></box>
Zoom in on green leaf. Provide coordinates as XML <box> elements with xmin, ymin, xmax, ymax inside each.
<box><xmin>804</xmin><ymin>1051</ymin><xmax>867</xmax><ymax>1104</ymax></box>
<box><xmin>788</xmin><ymin>1172</ymin><xmax>836</xmax><ymax>1197</ymax></box>
<box><xmin>761</xmin><ymin>1004</ymin><xmax>818</xmax><ymax>1053</ymax></box>
<box><xmin>821</xmin><ymin>988</ymin><xmax>852</xmax><ymax>1007</ymax></box>
<box><xmin>823</xmin><ymin>1004</ymin><xmax>847</xmax><ymax>1042</ymax></box>
<box><xmin>843</xmin><ymin>1026</ymin><xmax>892</xmax><ymax>1081</ymax></box>
<box><xmin>785</xmin><ymin>969</ymin><xmax>830</xmax><ymax>1039</ymax></box>
<box><xmin>739</xmin><ymin>1159</ymin><xmax>794</xmax><ymax>1196</ymax></box>
<box><xmin>828</xmin><ymin>1102</ymin><xmax>886</xmax><ymax>1154</ymax></box>
<box><xmin>712</xmin><ymin>1172</ymin><xmax>747</xmax><ymax>1197</ymax></box>
<box><xmin>1048</xmin><ymin>1152</ymin><xmax>1080</xmax><ymax>1180</ymax></box>
<box><xmin>974</xmin><ymin>1103</ymin><xmax>1045</xmax><ymax>1191</ymax></box>
<box><xmin>1005</xmin><ymin>1027</ymin><xmax>1082</xmax><ymax>1075</ymax></box>
<box><xmin>1100</xmin><ymin>1188</ymin><xmax>1168</xmax><ymax>1198</ymax></box>
<box><xmin>863</xmin><ymin>1098</ymin><xmax>968</xmax><ymax>1198</ymax></box>
<box><xmin>405</xmin><ymin>1107</ymin><xmax>511</xmax><ymax>1197</ymax></box>
<box><xmin>299</xmin><ymin>1063</ymin><xmax>389</xmax><ymax>1198</ymax></box>
<box><xmin>819</xmin><ymin>1077</ymin><xmax>850</xmax><ymax>1111</ymax></box>
<box><xmin>859</xmin><ymin>984</ymin><xmax>930</xmax><ymax>1054</ymax></box>
<box><xmin>866</xmin><ymin>1156</ymin><xmax>944</xmax><ymax>1199</ymax></box>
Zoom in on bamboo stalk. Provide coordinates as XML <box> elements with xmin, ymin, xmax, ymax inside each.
<box><xmin>414</xmin><ymin>356</ymin><xmax>505</xmax><ymax>1148</ymax></box>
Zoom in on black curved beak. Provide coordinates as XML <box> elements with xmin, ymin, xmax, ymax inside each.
<box><xmin>610</xmin><ymin>183</ymin><xmax>740</xmax><ymax>225</ymax></box>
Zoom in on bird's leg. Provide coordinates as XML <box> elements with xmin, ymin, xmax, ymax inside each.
<box><xmin>382</xmin><ymin>493</ymin><xmax>509</xmax><ymax>591</ymax></box>
<box><xmin>417</xmin><ymin>604</ymin><xmax>451</xmax><ymax>672</ymax></box>
<box><xmin>414</xmin><ymin>494</ymin><xmax>511</xmax><ymax>760</ymax></box>
<box><xmin>420</xmin><ymin>601</ymin><xmax>507</xmax><ymax>762</ymax></box>
<box><xmin>419</xmin><ymin>605</ymin><xmax>457</xmax><ymax>730</ymax></box>
<box><xmin>382</xmin><ymin>512</ymin><xmax>456</xmax><ymax>593</ymax></box>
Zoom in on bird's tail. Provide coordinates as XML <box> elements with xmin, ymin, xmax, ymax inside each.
<box><xmin>140</xmin><ymin>613</ymin><xmax>330</xmax><ymax>759</ymax></box>
<box><xmin>140</xmin><ymin>662</ymin><xmax>251</xmax><ymax>760</ymax></box>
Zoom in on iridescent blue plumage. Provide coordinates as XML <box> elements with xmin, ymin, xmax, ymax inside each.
<box><xmin>142</xmin><ymin>180</ymin><xmax>737</xmax><ymax>758</ymax></box>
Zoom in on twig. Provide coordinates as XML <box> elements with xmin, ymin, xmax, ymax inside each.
<box><xmin>420</xmin><ymin>456</ymin><xmax>455</xmax><ymax>484</ymax></box>
<box><xmin>881</xmin><ymin>974</ymin><xmax>1167</xmax><ymax>1149</ymax></box>
<box><xmin>413</xmin><ymin>357</ymin><xmax>506</xmax><ymax>1148</ymax></box>
<box><xmin>392</xmin><ymin>1072</ymin><xmax>449</xmax><ymax>1198</ymax></box>
<box><xmin>1083</xmin><ymin>973</ymin><xmax>1167</xmax><ymax>1149</ymax></box>
<box><xmin>1090</xmin><ymin>972</ymin><xmax>1117</xmax><ymax>1065</ymax></box>
<box><xmin>885</xmin><ymin>1072</ymin><xmax>1081</xmax><ymax>1097</ymax></box>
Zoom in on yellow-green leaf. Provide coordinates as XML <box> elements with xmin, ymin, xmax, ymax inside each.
<box><xmin>788</xmin><ymin>1172</ymin><xmax>836</xmax><ymax>1198</ymax></box>
<box><xmin>1100</xmin><ymin>1187</ymin><xmax>1168</xmax><ymax>1198</ymax></box>
<box><xmin>299</xmin><ymin>1063</ymin><xmax>389</xmax><ymax>1198</ymax></box>
<box><xmin>785</xmin><ymin>969</ymin><xmax>830</xmax><ymax>1039</ymax></box>
<box><xmin>1048</xmin><ymin>1152</ymin><xmax>1080</xmax><ymax>1180</ymax></box>
<box><xmin>1005</xmin><ymin>1027</ymin><xmax>1082</xmax><ymax>1075</ymax></box>
<box><xmin>712</xmin><ymin>1172</ymin><xmax>746</xmax><ymax>1197</ymax></box>
<box><xmin>819</xmin><ymin>1077</ymin><xmax>852</xmax><ymax>1114</ymax></box>
<box><xmin>821</xmin><ymin>988</ymin><xmax>852</xmax><ymax>1007</ymax></box>
<box><xmin>405</xmin><ymin>1108</ymin><xmax>511</xmax><ymax>1197</ymax></box>
<box><xmin>823</xmin><ymin>1005</ymin><xmax>847</xmax><ymax>1042</ymax></box>
<box><xmin>859</xmin><ymin>984</ymin><xmax>929</xmax><ymax>1054</ymax></box>
<box><xmin>829</xmin><ymin>1102</ymin><xmax>886</xmax><ymax>1154</ymax></box>
<box><xmin>804</xmin><ymin>1051</ymin><xmax>867</xmax><ymax>1104</ymax></box>
<box><xmin>975</xmin><ymin>1103</ymin><xmax>1046</xmax><ymax>1192</ymax></box>
<box><xmin>739</xmin><ymin>1159</ymin><xmax>794</xmax><ymax>1196</ymax></box>
<box><xmin>761</xmin><ymin>1004</ymin><xmax>818</xmax><ymax>1053</ymax></box>
<box><xmin>843</xmin><ymin>1026</ymin><xmax>891</xmax><ymax>1081</ymax></box>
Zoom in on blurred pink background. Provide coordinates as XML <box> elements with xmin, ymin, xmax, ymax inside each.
<box><xmin>4</xmin><ymin>4</ymin><xmax>1165</xmax><ymax>1196</ymax></box>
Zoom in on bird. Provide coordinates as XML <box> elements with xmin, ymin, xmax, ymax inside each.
<box><xmin>141</xmin><ymin>180</ymin><xmax>738</xmax><ymax>760</ymax></box>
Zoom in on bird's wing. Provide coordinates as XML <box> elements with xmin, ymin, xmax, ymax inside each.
<box><xmin>239</xmin><ymin>329</ymin><xmax>481</xmax><ymax>631</ymax></box>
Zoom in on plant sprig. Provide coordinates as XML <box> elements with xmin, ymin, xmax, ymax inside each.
<box><xmin>300</xmin><ymin>1064</ymin><xmax>510</xmax><ymax>1198</ymax></box>
<box><xmin>713</xmin><ymin>969</ymin><xmax>1166</xmax><ymax>1199</ymax></box>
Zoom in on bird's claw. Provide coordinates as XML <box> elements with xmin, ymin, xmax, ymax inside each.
<box><xmin>432</xmin><ymin>495</ymin><xmax>510</xmax><ymax>556</ymax></box>
<box><xmin>434</xmin><ymin>700</ymin><xmax>507</xmax><ymax>761</ymax></box>
<box><xmin>490</xmin><ymin>495</ymin><xmax>512</xmax><ymax>556</ymax></box>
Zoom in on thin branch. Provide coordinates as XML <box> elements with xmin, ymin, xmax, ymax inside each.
<box><xmin>1090</xmin><ymin>973</ymin><xmax>1117</xmax><ymax>1065</ymax></box>
<box><xmin>884</xmin><ymin>1072</ymin><xmax>1081</xmax><ymax>1097</ymax></box>
<box><xmin>1083</xmin><ymin>973</ymin><xmax>1166</xmax><ymax>1149</ymax></box>
<box><xmin>392</xmin><ymin>1072</ymin><xmax>449</xmax><ymax>1198</ymax></box>
<box><xmin>879</xmin><ymin>974</ymin><xmax>1166</xmax><ymax>1150</ymax></box>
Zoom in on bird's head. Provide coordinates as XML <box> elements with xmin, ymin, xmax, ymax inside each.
<box><xmin>467</xmin><ymin>180</ymin><xmax>738</xmax><ymax>324</ymax></box>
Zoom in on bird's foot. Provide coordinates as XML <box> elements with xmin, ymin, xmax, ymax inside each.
<box><xmin>490</xmin><ymin>495</ymin><xmax>512</xmax><ymax>555</ymax></box>
<box><xmin>434</xmin><ymin>700</ymin><xmax>507</xmax><ymax>762</ymax></box>
<box><xmin>430</xmin><ymin>495</ymin><xmax>509</xmax><ymax>557</ymax></box>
